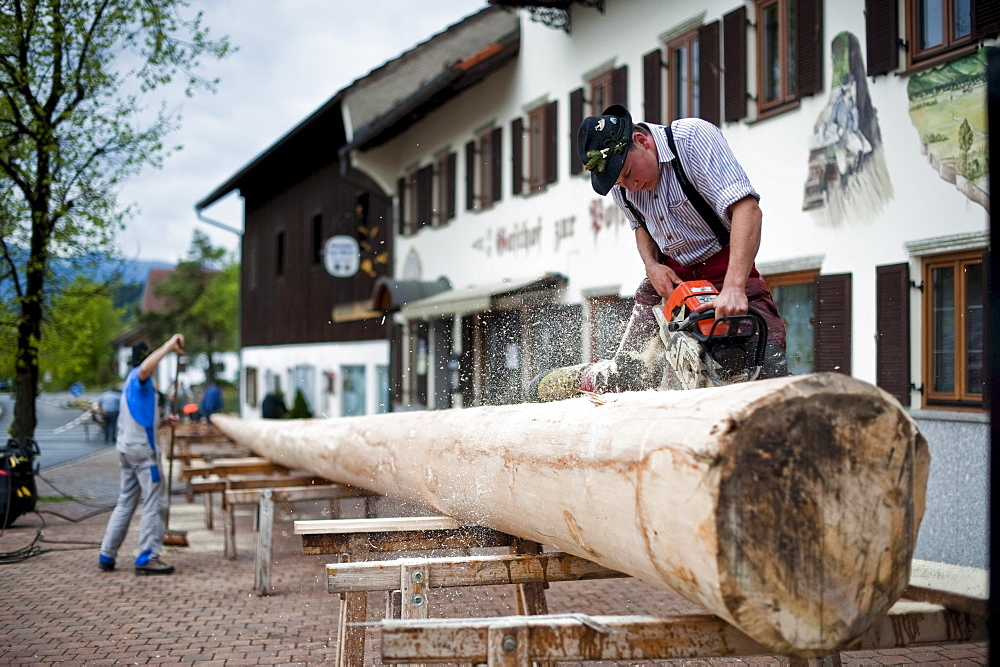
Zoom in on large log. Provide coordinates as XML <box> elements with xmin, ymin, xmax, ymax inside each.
<box><xmin>212</xmin><ymin>373</ymin><xmax>929</xmax><ymax>658</ymax></box>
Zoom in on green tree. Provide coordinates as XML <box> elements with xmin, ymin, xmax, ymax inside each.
<box><xmin>38</xmin><ymin>276</ymin><xmax>121</xmax><ymax>390</ymax></box>
<box><xmin>0</xmin><ymin>0</ymin><xmax>231</xmax><ymax>439</ymax></box>
<box><xmin>288</xmin><ymin>388</ymin><xmax>313</xmax><ymax>419</ymax></box>
<box><xmin>139</xmin><ymin>231</ymin><xmax>238</xmax><ymax>383</ymax></box>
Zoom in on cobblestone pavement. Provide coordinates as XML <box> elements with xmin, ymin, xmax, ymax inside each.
<box><xmin>0</xmin><ymin>447</ymin><xmax>988</xmax><ymax>665</ymax></box>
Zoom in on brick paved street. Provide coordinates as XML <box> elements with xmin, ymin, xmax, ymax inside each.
<box><xmin>0</xmin><ymin>447</ymin><xmax>988</xmax><ymax>665</ymax></box>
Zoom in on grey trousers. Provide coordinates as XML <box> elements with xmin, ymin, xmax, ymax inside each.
<box><xmin>100</xmin><ymin>443</ymin><xmax>165</xmax><ymax>563</ymax></box>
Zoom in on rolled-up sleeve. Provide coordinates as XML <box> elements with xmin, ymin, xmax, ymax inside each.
<box><xmin>681</xmin><ymin>120</ymin><xmax>759</xmax><ymax>222</ymax></box>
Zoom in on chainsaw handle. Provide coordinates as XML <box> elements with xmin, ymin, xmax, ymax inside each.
<box><xmin>667</xmin><ymin>308</ymin><xmax>770</xmax><ymax>369</ymax></box>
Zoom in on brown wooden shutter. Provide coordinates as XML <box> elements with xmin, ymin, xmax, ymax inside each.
<box><xmin>491</xmin><ymin>126</ymin><xmax>503</xmax><ymax>204</ymax></box>
<box><xmin>876</xmin><ymin>263</ymin><xmax>911</xmax><ymax>405</ymax></box>
<box><xmin>544</xmin><ymin>100</ymin><xmax>558</xmax><ymax>185</ymax></box>
<box><xmin>511</xmin><ymin>117</ymin><xmax>524</xmax><ymax>196</ymax></box>
<box><xmin>569</xmin><ymin>87</ymin><xmax>584</xmax><ymax>175</ymax></box>
<box><xmin>397</xmin><ymin>176</ymin><xmax>408</xmax><ymax>235</ymax></box>
<box><xmin>416</xmin><ymin>164</ymin><xmax>433</xmax><ymax>230</ymax></box>
<box><xmin>796</xmin><ymin>0</ymin><xmax>824</xmax><ymax>97</ymax></box>
<box><xmin>973</xmin><ymin>0</ymin><xmax>1000</xmax><ymax>38</ymax></box>
<box><xmin>465</xmin><ymin>140</ymin><xmax>476</xmax><ymax>211</ymax></box>
<box><xmin>699</xmin><ymin>21</ymin><xmax>721</xmax><ymax>126</ymax></box>
<box><xmin>611</xmin><ymin>64</ymin><xmax>628</xmax><ymax>107</ymax></box>
<box><xmin>643</xmin><ymin>49</ymin><xmax>663</xmax><ymax>125</ymax></box>
<box><xmin>723</xmin><ymin>6</ymin><xmax>748</xmax><ymax>122</ymax></box>
<box><xmin>444</xmin><ymin>152</ymin><xmax>457</xmax><ymax>221</ymax></box>
<box><xmin>814</xmin><ymin>273</ymin><xmax>852</xmax><ymax>374</ymax></box>
<box><xmin>865</xmin><ymin>0</ymin><xmax>898</xmax><ymax>76</ymax></box>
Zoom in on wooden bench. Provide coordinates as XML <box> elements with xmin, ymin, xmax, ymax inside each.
<box><xmin>189</xmin><ymin>472</ymin><xmax>327</xmax><ymax>530</ymax></box>
<box><xmin>294</xmin><ymin>516</ymin><xmax>549</xmax><ymax>667</ymax></box>
<box><xmin>181</xmin><ymin>456</ymin><xmax>291</xmax><ymax>501</ymax></box>
<box><xmin>378</xmin><ymin>559</ymin><xmax>989</xmax><ymax>666</ymax></box>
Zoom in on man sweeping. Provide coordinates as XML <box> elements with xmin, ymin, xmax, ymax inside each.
<box><xmin>98</xmin><ymin>334</ymin><xmax>185</xmax><ymax>575</ymax></box>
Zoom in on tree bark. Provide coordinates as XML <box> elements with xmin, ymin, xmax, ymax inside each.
<box><xmin>212</xmin><ymin>373</ymin><xmax>929</xmax><ymax>657</ymax></box>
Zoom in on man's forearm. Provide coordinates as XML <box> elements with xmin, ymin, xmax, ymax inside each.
<box><xmin>722</xmin><ymin>197</ymin><xmax>762</xmax><ymax>291</ymax></box>
<box><xmin>635</xmin><ymin>226</ymin><xmax>662</xmax><ymax>270</ymax></box>
<box><xmin>139</xmin><ymin>336</ymin><xmax>181</xmax><ymax>382</ymax></box>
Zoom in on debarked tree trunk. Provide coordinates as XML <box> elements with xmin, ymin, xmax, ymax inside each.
<box><xmin>212</xmin><ymin>373</ymin><xmax>929</xmax><ymax>658</ymax></box>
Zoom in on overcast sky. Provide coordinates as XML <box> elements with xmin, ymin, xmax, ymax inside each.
<box><xmin>116</xmin><ymin>0</ymin><xmax>489</xmax><ymax>264</ymax></box>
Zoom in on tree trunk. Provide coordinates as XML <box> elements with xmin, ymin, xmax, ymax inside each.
<box><xmin>12</xmin><ymin>196</ymin><xmax>52</xmax><ymax>440</ymax></box>
<box><xmin>212</xmin><ymin>373</ymin><xmax>929</xmax><ymax>658</ymax></box>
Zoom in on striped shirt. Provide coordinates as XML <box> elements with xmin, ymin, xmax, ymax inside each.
<box><xmin>610</xmin><ymin>118</ymin><xmax>759</xmax><ymax>266</ymax></box>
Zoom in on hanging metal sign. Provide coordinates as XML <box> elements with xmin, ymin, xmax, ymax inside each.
<box><xmin>323</xmin><ymin>235</ymin><xmax>360</xmax><ymax>277</ymax></box>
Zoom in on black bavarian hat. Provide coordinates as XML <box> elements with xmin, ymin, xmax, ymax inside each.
<box><xmin>577</xmin><ymin>104</ymin><xmax>633</xmax><ymax>196</ymax></box>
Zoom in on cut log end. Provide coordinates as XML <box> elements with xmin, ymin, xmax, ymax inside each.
<box><xmin>716</xmin><ymin>374</ymin><xmax>929</xmax><ymax>655</ymax></box>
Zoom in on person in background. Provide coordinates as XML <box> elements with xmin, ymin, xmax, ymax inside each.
<box><xmin>200</xmin><ymin>381</ymin><xmax>223</xmax><ymax>421</ymax></box>
<box><xmin>98</xmin><ymin>335</ymin><xmax>184</xmax><ymax>576</ymax></box>
<box><xmin>261</xmin><ymin>391</ymin><xmax>287</xmax><ymax>419</ymax></box>
<box><xmin>97</xmin><ymin>385</ymin><xmax>122</xmax><ymax>444</ymax></box>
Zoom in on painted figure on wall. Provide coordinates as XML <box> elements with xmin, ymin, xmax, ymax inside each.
<box><xmin>906</xmin><ymin>49</ymin><xmax>989</xmax><ymax>211</ymax></box>
<box><xmin>803</xmin><ymin>32</ymin><xmax>892</xmax><ymax>225</ymax></box>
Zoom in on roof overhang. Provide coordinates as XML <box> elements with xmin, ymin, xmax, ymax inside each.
<box><xmin>371</xmin><ymin>276</ymin><xmax>453</xmax><ymax>311</ymax></box>
<box><xmin>399</xmin><ymin>272</ymin><xmax>567</xmax><ymax>320</ymax></box>
<box><xmin>195</xmin><ymin>6</ymin><xmax>515</xmax><ymax>211</ymax></box>
<box><xmin>342</xmin><ymin>30</ymin><xmax>520</xmax><ymax>155</ymax></box>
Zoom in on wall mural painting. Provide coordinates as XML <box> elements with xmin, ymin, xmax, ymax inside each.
<box><xmin>803</xmin><ymin>32</ymin><xmax>893</xmax><ymax>226</ymax></box>
<box><xmin>907</xmin><ymin>49</ymin><xmax>989</xmax><ymax>211</ymax></box>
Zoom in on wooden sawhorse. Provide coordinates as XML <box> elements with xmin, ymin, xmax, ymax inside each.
<box><xmin>326</xmin><ymin>550</ymin><xmax>627</xmax><ymax>621</ymax></box>
<box><xmin>378</xmin><ymin>558</ymin><xmax>989</xmax><ymax>665</ymax></box>
<box><xmin>163</xmin><ymin>422</ymin><xmax>246</xmax><ymax>465</ymax></box>
<box><xmin>180</xmin><ymin>456</ymin><xmax>291</xmax><ymax>501</ymax></box>
<box><xmin>225</xmin><ymin>484</ymin><xmax>377</xmax><ymax>595</ymax></box>
<box><xmin>294</xmin><ymin>516</ymin><xmax>549</xmax><ymax>667</ymax></box>
<box><xmin>189</xmin><ymin>472</ymin><xmax>328</xmax><ymax>531</ymax></box>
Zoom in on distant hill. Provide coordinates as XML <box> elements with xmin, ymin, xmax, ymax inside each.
<box><xmin>1</xmin><ymin>249</ymin><xmax>174</xmax><ymax>313</ymax></box>
<box><xmin>90</xmin><ymin>256</ymin><xmax>176</xmax><ymax>285</ymax></box>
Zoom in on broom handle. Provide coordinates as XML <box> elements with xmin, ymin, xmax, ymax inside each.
<box><xmin>165</xmin><ymin>355</ymin><xmax>181</xmax><ymax>527</ymax></box>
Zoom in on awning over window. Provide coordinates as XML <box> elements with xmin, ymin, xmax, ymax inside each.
<box><xmin>399</xmin><ymin>272</ymin><xmax>567</xmax><ymax>320</ymax></box>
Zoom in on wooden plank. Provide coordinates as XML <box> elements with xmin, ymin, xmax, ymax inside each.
<box><xmin>180</xmin><ymin>457</ymin><xmax>289</xmax><ymax>479</ymax></box>
<box><xmin>511</xmin><ymin>538</ymin><xmax>548</xmax><ymax>618</ymax></box>
<box><xmin>294</xmin><ymin>516</ymin><xmax>461</xmax><ymax>535</ymax></box>
<box><xmin>488</xmin><ymin>624</ymin><xmax>528</xmax><ymax>667</ymax></box>
<box><xmin>325</xmin><ymin>552</ymin><xmax>626</xmax><ymax>594</ymax></box>
<box><xmin>224</xmin><ymin>475</ymin><xmax>329</xmax><ymax>493</ymax></box>
<box><xmin>299</xmin><ymin>526</ymin><xmax>518</xmax><ymax>556</ymax></box>
<box><xmin>339</xmin><ymin>534</ymin><xmax>370</xmax><ymax>667</ymax></box>
<box><xmin>904</xmin><ymin>559</ymin><xmax>989</xmax><ymax>617</ymax></box>
<box><xmin>254</xmin><ymin>490</ymin><xmax>275</xmax><ymax>596</ymax></box>
<box><xmin>400</xmin><ymin>562</ymin><xmax>429</xmax><ymax>620</ymax></box>
<box><xmin>224</xmin><ymin>484</ymin><xmax>370</xmax><ymax>506</ymax></box>
<box><xmin>189</xmin><ymin>478</ymin><xmax>228</xmax><ymax>494</ymax></box>
<box><xmin>223</xmin><ymin>497</ymin><xmax>237</xmax><ymax>559</ymax></box>
<box><xmin>379</xmin><ymin>604</ymin><xmax>988</xmax><ymax>663</ymax></box>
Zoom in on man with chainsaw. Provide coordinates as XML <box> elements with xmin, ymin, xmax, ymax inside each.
<box><xmin>529</xmin><ymin>105</ymin><xmax>786</xmax><ymax>401</ymax></box>
<box><xmin>98</xmin><ymin>334</ymin><xmax>185</xmax><ymax>575</ymax></box>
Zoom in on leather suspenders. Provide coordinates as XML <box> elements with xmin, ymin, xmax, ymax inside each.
<box><xmin>618</xmin><ymin>122</ymin><xmax>731</xmax><ymax>248</ymax></box>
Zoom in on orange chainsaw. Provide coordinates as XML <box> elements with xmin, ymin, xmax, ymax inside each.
<box><xmin>652</xmin><ymin>280</ymin><xmax>768</xmax><ymax>390</ymax></box>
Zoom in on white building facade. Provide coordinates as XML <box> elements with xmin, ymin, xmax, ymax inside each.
<box><xmin>341</xmin><ymin>1</ymin><xmax>993</xmax><ymax>568</ymax></box>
